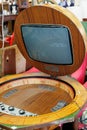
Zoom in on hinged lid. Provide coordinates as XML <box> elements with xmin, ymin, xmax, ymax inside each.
<box><xmin>14</xmin><ymin>5</ymin><xmax>87</xmax><ymax>76</ymax></box>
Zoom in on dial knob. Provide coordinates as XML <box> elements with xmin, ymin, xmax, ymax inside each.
<box><xmin>1</xmin><ymin>105</ymin><xmax>5</xmax><ymax>110</ymax></box>
<box><xmin>8</xmin><ymin>106</ymin><xmax>14</xmax><ymax>111</ymax></box>
<box><xmin>19</xmin><ymin>110</ymin><xmax>25</xmax><ymax>115</ymax></box>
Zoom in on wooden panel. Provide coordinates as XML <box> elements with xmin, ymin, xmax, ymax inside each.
<box><xmin>3</xmin><ymin>48</ymin><xmax>16</xmax><ymax>75</ymax></box>
<box><xmin>0</xmin><ymin>45</ymin><xmax>27</xmax><ymax>77</ymax></box>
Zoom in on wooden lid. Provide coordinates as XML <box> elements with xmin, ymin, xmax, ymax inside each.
<box><xmin>14</xmin><ymin>5</ymin><xmax>87</xmax><ymax>76</ymax></box>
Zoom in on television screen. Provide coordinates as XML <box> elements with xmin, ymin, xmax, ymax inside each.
<box><xmin>21</xmin><ymin>24</ymin><xmax>73</xmax><ymax>65</ymax></box>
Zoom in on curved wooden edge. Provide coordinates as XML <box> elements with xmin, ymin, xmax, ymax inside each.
<box><xmin>0</xmin><ymin>74</ymin><xmax>87</xmax><ymax>128</ymax></box>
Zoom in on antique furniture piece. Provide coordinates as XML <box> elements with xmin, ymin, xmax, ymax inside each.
<box><xmin>0</xmin><ymin>45</ymin><xmax>27</xmax><ymax>77</ymax></box>
<box><xmin>0</xmin><ymin>5</ymin><xmax>87</xmax><ymax>130</ymax></box>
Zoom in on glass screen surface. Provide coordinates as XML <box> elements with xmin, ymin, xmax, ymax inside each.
<box><xmin>21</xmin><ymin>24</ymin><xmax>73</xmax><ymax>65</ymax></box>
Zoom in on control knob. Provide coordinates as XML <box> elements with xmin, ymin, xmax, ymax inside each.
<box><xmin>8</xmin><ymin>106</ymin><xmax>15</xmax><ymax>111</ymax></box>
<box><xmin>19</xmin><ymin>110</ymin><xmax>25</xmax><ymax>115</ymax></box>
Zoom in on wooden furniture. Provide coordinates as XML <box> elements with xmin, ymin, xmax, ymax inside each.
<box><xmin>0</xmin><ymin>45</ymin><xmax>27</xmax><ymax>77</ymax></box>
<box><xmin>0</xmin><ymin>5</ymin><xmax>87</xmax><ymax>130</ymax></box>
<box><xmin>0</xmin><ymin>14</ymin><xmax>17</xmax><ymax>22</ymax></box>
<box><xmin>0</xmin><ymin>14</ymin><xmax>17</xmax><ymax>37</ymax></box>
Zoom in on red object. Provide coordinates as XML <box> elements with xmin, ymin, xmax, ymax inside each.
<box><xmin>83</xmin><ymin>82</ymin><xmax>87</xmax><ymax>88</ymax></box>
<box><xmin>5</xmin><ymin>33</ymin><xmax>14</xmax><ymax>45</ymax></box>
<box><xmin>10</xmin><ymin>33</ymin><xmax>14</xmax><ymax>45</ymax></box>
<box><xmin>5</xmin><ymin>36</ymin><xmax>11</xmax><ymax>43</ymax></box>
<box><xmin>71</xmin><ymin>53</ymin><xmax>87</xmax><ymax>84</ymax></box>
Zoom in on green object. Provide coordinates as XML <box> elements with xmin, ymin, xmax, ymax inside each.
<box><xmin>81</xmin><ymin>21</ymin><xmax>87</xmax><ymax>35</ymax></box>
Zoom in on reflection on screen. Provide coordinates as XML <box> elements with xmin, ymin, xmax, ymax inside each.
<box><xmin>21</xmin><ymin>24</ymin><xmax>73</xmax><ymax>65</ymax></box>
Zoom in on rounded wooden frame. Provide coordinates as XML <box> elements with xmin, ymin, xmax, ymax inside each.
<box><xmin>14</xmin><ymin>5</ymin><xmax>87</xmax><ymax>76</ymax></box>
<box><xmin>0</xmin><ymin>73</ymin><xmax>87</xmax><ymax>128</ymax></box>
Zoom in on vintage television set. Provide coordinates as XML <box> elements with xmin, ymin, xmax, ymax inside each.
<box><xmin>0</xmin><ymin>5</ymin><xmax>87</xmax><ymax>130</ymax></box>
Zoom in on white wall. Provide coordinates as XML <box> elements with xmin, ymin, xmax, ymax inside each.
<box><xmin>67</xmin><ymin>0</ymin><xmax>87</xmax><ymax>21</ymax></box>
<box><xmin>80</xmin><ymin>0</ymin><xmax>87</xmax><ymax>19</ymax></box>
<box><xmin>67</xmin><ymin>6</ymin><xmax>82</xmax><ymax>21</ymax></box>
